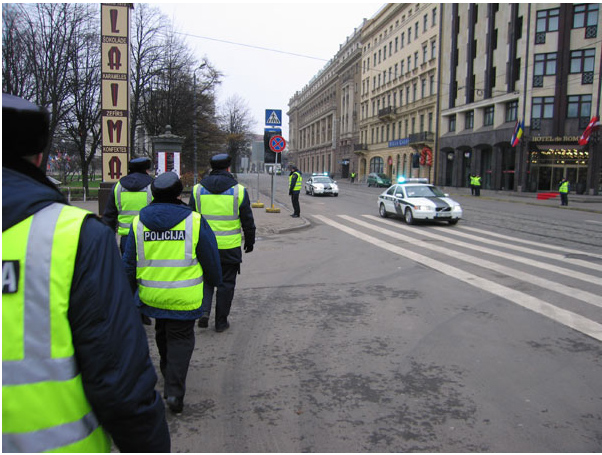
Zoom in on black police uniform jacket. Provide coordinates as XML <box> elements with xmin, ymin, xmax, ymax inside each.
<box><xmin>188</xmin><ymin>169</ymin><xmax>256</xmax><ymax>264</ymax></box>
<box><xmin>2</xmin><ymin>160</ymin><xmax>170</xmax><ymax>452</ymax></box>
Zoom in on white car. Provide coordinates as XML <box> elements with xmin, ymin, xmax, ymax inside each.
<box><xmin>305</xmin><ymin>174</ymin><xmax>339</xmax><ymax>197</ymax></box>
<box><xmin>377</xmin><ymin>179</ymin><xmax>462</xmax><ymax>225</ymax></box>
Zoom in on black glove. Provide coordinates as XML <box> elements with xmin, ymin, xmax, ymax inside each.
<box><xmin>289</xmin><ymin>191</ymin><xmax>292</xmax><ymax>196</ymax></box>
<box><xmin>244</xmin><ymin>242</ymin><xmax>254</xmax><ymax>253</ymax></box>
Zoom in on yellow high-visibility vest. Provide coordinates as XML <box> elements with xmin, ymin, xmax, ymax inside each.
<box><xmin>114</xmin><ymin>182</ymin><xmax>152</xmax><ymax>236</ymax></box>
<box><xmin>3</xmin><ymin>203</ymin><xmax>111</xmax><ymax>453</ymax></box>
<box><xmin>192</xmin><ymin>183</ymin><xmax>243</xmax><ymax>250</ymax></box>
<box><xmin>289</xmin><ymin>172</ymin><xmax>302</xmax><ymax>191</ymax></box>
<box><xmin>133</xmin><ymin>212</ymin><xmax>204</xmax><ymax>310</ymax></box>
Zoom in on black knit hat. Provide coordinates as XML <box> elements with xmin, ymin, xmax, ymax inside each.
<box><xmin>129</xmin><ymin>157</ymin><xmax>152</xmax><ymax>173</ymax></box>
<box><xmin>2</xmin><ymin>93</ymin><xmax>50</xmax><ymax>158</ymax></box>
<box><xmin>210</xmin><ymin>153</ymin><xmax>232</xmax><ymax>170</ymax></box>
<box><xmin>151</xmin><ymin>172</ymin><xmax>183</xmax><ymax>201</ymax></box>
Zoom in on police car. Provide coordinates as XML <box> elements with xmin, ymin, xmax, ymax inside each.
<box><xmin>305</xmin><ymin>173</ymin><xmax>339</xmax><ymax>197</ymax></box>
<box><xmin>377</xmin><ymin>178</ymin><xmax>462</xmax><ymax>225</ymax></box>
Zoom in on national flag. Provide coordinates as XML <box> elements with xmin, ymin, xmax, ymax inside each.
<box><xmin>510</xmin><ymin>120</ymin><xmax>523</xmax><ymax>147</ymax></box>
<box><xmin>578</xmin><ymin>115</ymin><xmax>601</xmax><ymax>146</ymax></box>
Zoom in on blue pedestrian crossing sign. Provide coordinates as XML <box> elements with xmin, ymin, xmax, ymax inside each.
<box><xmin>265</xmin><ymin>109</ymin><xmax>282</xmax><ymax>126</ymax></box>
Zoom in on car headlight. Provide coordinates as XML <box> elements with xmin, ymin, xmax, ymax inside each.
<box><xmin>331</xmin><ymin>185</ymin><xmax>338</xmax><ymax>190</ymax></box>
<box><xmin>416</xmin><ymin>205</ymin><xmax>434</xmax><ymax>211</ymax></box>
<box><xmin>452</xmin><ymin>205</ymin><xmax>462</xmax><ymax>212</ymax></box>
<box><xmin>315</xmin><ymin>184</ymin><xmax>324</xmax><ymax>190</ymax></box>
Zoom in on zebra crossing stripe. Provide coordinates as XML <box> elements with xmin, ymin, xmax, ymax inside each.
<box><xmin>313</xmin><ymin>214</ymin><xmax>602</xmax><ymax>342</ymax></box>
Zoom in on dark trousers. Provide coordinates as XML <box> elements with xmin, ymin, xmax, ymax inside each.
<box><xmin>155</xmin><ymin>319</ymin><xmax>196</xmax><ymax>399</ymax></box>
<box><xmin>291</xmin><ymin>191</ymin><xmax>300</xmax><ymax>215</ymax></box>
<box><xmin>202</xmin><ymin>263</ymin><xmax>239</xmax><ymax>328</ymax></box>
<box><xmin>560</xmin><ymin>192</ymin><xmax>568</xmax><ymax>206</ymax></box>
<box><xmin>474</xmin><ymin>186</ymin><xmax>480</xmax><ymax>196</ymax></box>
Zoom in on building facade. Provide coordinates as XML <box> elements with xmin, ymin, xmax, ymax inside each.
<box><xmin>287</xmin><ymin>24</ymin><xmax>363</xmax><ymax>178</ymax></box>
<box><xmin>358</xmin><ymin>3</ymin><xmax>440</xmax><ymax>183</ymax></box>
<box><xmin>289</xmin><ymin>3</ymin><xmax>601</xmax><ymax>194</ymax></box>
<box><xmin>438</xmin><ymin>3</ymin><xmax>601</xmax><ymax>194</ymax></box>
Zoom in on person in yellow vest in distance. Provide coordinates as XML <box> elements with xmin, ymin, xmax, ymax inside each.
<box><xmin>2</xmin><ymin>93</ymin><xmax>170</xmax><ymax>452</ymax></box>
<box><xmin>559</xmin><ymin>177</ymin><xmax>569</xmax><ymax>206</ymax></box>
<box><xmin>473</xmin><ymin>174</ymin><xmax>482</xmax><ymax>197</ymax></box>
<box><xmin>102</xmin><ymin>156</ymin><xmax>153</xmax><ymax>254</ymax></box>
<box><xmin>123</xmin><ymin>171</ymin><xmax>222</xmax><ymax>414</ymax></box>
<box><xmin>288</xmin><ymin>164</ymin><xmax>302</xmax><ymax>217</ymax></box>
<box><xmin>189</xmin><ymin>153</ymin><xmax>256</xmax><ymax>332</ymax></box>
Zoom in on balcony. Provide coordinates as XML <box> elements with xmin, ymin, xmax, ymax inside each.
<box><xmin>354</xmin><ymin>143</ymin><xmax>368</xmax><ymax>152</ymax></box>
<box><xmin>378</xmin><ymin>106</ymin><xmax>396</xmax><ymax>121</ymax></box>
<box><xmin>408</xmin><ymin>132</ymin><xmax>434</xmax><ymax>146</ymax></box>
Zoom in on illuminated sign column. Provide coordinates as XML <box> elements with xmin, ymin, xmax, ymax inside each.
<box><xmin>101</xmin><ymin>4</ymin><xmax>131</xmax><ymax>183</ymax></box>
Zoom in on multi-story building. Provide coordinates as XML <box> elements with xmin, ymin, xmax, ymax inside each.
<box><xmin>287</xmin><ymin>24</ymin><xmax>363</xmax><ymax>178</ymax></box>
<box><xmin>438</xmin><ymin>3</ymin><xmax>601</xmax><ymax>194</ymax></box>
<box><xmin>358</xmin><ymin>3</ymin><xmax>440</xmax><ymax>183</ymax></box>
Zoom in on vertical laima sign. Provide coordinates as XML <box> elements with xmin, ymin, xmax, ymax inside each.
<box><xmin>101</xmin><ymin>4</ymin><xmax>131</xmax><ymax>182</ymax></box>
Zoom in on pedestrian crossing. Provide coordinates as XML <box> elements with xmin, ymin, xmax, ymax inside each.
<box><xmin>312</xmin><ymin>214</ymin><xmax>602</xmax><ymax>342</ymax></box>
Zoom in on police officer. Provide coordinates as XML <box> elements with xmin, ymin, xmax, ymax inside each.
<box><xmin>189</xmin><ymin>153</ymin><xmax>256</xmax><ymax>332</ymax></box>
<box><xmin>559</xmin><ymin>177</ymin><xmax>569</xmax><ymax>206</ymax></box>
<box><xmin>289</xmin><ymin>164</ymin><xmax>302</xmax><ymax>217</ymax></box>
<box><xmin>123</xmin><ymin>171</ymin><xmax>222</xmax><ymax>414</ymax></box>
<box><xmin>2</xmin><ymin>94</ymin><xmax>170</xmax><ymax>452</ymax></box>
<box><xmin>102</xmin><ymin>156</ymin><xmax>153</xmax><ymax>254</ymax></box>
<box><xmin>473</xmin><ymin>174</ymin><xmax>482</xmax><ymax>197</ymax></box>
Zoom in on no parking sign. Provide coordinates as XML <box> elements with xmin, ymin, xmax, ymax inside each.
<box><xmin>268</xmin><ymin>135</ymin><xmax>286</xmax><ymax>153</ymax></box>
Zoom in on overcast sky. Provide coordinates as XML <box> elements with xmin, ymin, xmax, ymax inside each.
<box><xmin>155</xmin><ymin>2</ymin><xmax>382</xmax><ymax>138</ymax></box>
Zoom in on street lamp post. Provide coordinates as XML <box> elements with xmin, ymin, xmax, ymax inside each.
<box><xmin>193</xmin><ymin>72</ymin><xmax>198</xmax><ymax>185</ymax></box>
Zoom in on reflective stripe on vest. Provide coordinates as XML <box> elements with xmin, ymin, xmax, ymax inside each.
<box><xmin>133</xmin><ymin>212</ymin><xmax>204</xmax><ymax>311</ymax></box>
<box><xmin>194</xmin><ymin>184</ymin><xmax>243</xmax><ymax>249</ymax></box>
<box><xmin>2</xmin><ymin>203</ymin><xmax>110</xmax><ymax>453</ymax></box>
<box><xmin>115</xmin><ymin>182</ymin><xmax>152</xmax><ymax>236</ymax></box>
<box><xmin>289</xmin><ymin>171</ymin><xmax>302</xmax><ymax>191</ymax></box>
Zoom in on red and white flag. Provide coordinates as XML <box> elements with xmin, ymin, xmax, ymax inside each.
<box><xmin>578</xmin><ymin>115</ymin><xmax>601</xmax><ymax>146</ymax></box>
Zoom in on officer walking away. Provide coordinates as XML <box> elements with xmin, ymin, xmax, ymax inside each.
<box><xmin>289</xmin><ymin>164</ymin><xmax>302</xmax><ymax>218</ymax></box>
<box><xmin>559</xmin><ymin>177</ymin><xmax>569</xmax><ymax>206</ymax></box>
<box><xmin>102</xmin><ymin>156</ymin><xmax>153</xmax><ymax>254</ymax></box>
<box><xmin>189</xmin><ymin>153</ymin><xmax>256</xmax><ymax>332</ymax></box>
<box><xmin>2</xmin><ymin>94</ymin><xmax>170</xmax><ymax>452</ymax></box>
<box><xmin>123</xmin><ymin>171</ymin><xmax>222</xmax><ymax>414</ymax></box>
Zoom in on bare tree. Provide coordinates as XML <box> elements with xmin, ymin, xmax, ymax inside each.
<box><xmin>130</xmin><ymin>4</ymin><xmax>168</xmax><ymax>156</ymax></box>
<box><xmin>219</xmin><ymin>95</ymin><xmax>257</xmax><ymax>173</ymax></box>
<box><xmin>2</xmin><ymin>4</ymin><xmax>34</xmax><ymax>97</ymax></box>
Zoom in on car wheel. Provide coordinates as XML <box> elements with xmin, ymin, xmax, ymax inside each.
<box><xmin>334</xmin><ymin>193</ymin><xmax>338</xmax><ymax>197</ymax></box>
<box><xmin>448</xmin><ymin>219</ymin><xmax>459</xmax><ymax>225</ymax></box>
<box><xmin>305</xmin><ymin>188</ymin><xmax>310</xmax><ymax>195</ymax></box>
<box><xmin>404</xmin><ymin>208</ymin><xmax>415</xmax><ymax>225</ymax></box>
<box><xmin>379</xmin><ymin>203</ymin><xmax>388</xmax><ymax>218</ymax></box>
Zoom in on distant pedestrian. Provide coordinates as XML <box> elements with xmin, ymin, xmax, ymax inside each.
<box><xmin>469</xmin><ymin>173</ymin><xmax>475</xmax><ymax>195</ymax></box>
<box><xmin>474</xmin><ymin>174</ymin><xmax>482</xmax><ymax>196</ymax></box>
<box><xmin>289</xmin><ymin>164</ymin><xmax>302</xmax><ymax>217</ymax></box>
<box><xmin>189</xmin><ymin>154</ymin><xmax>256</xmax><ymax>332</ymax></box>
<box><xmin>123</xmin><ymin>171</ymin><xmax>222</xmax><ymax>414</ymax></box>
<box><xmin>351</xmin><ymin>171</ymin><xmax>356</xmax><ymax>183</ymax></box>
<box><xmin>559</xmin><ymin>178</ymin><xmax>569</xmax><ymax>206</ymax></box>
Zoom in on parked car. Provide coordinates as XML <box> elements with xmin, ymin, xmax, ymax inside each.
<box><xmin>377</xmin><ymin>180</ymin><xmax>462</xmax><ymax>225</ymax></box>
<box><xmin>305</xmin><ymin>173</ymin><xmax>339</xmax><ymax>197</ymax></box>
<box><xmin>367</xmin><ymin>173</ymin><xmax>391</xmax><ymax>187</ymax></box>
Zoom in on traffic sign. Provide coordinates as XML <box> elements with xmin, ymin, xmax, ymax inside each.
<box><xmin>265</xmin><ymin>109</ymin><xmax>282</xmax><ymax>126</ymax></box>
<box><xmin>268</xmin><ymin>135</ymin><xmax>286</xmax><ymax>153</ymax></box>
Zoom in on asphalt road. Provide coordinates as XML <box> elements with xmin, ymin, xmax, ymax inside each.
<box><xmin>148</xmin><ymin>174</ymin><xmax>602</xmax><ymax>453</ymax></box>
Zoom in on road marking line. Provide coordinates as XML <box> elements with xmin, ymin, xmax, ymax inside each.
<box><xmin>454</xmin><ymin>225</ymin><xmax>602</xmax><ymax>260</ymax></box>
<box><xmin>343</xmin><ymin>215</ymin><xmax>602</xmax><ymax>308</ymax></box>
<box><xmin>313</xmin><ymin>214</ymin><xmax>602</xmax><ymax>342</ymax></box>
<box><xmin>363</xmin><ymin>215</ymin><xmax>602</xmax><ymax>287</ymax></box>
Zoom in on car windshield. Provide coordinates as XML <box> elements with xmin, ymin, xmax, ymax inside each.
<box><xmin>377</xmin><ymin>174</ymin><xmax>388</xmax><ymax>179</ymax></box>
<box><xmin>313</xmin><ymin>177</ymin><xmax>332</xmax><ymax>183</ymax></box>
<box><xmin>404</xmin><ymin>185</ymin><xmax>446</xmax><ymax>198</ymax></box>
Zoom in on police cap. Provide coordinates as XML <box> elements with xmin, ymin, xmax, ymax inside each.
<box><xmin>128</xmin><ymin>157</ymin><xmax>152</xmax><ymax>173</ymax></box>
<box><xmin>151</xmin><ymin>171</ymin><xmax>183</xmax><ymax>201</ymax></box>
<box><xmin>2</xmin><ymin>93</ymin><xmax>50</xmax><ymax>158</ymax></box>
<box><xmin>210</xmin><ymin>153</ymin><xmax>232</xmax><ymax>170</ymax></box>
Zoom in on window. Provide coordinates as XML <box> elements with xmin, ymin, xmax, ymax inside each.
<box><xmin>484</xmin><ymin>106</ymin><xmax>495</xmax><ymax>126</ymax></box>
<box><xmin>431</xmin><ymin>40</ymin><xmax>436</xmax><ymax>60</ymax></box>
<box><xmin>394</xmin><ymin>64</ymin><xmax>398</xmax><ymax>79</ymax></box>
<box><xmin>395</xmin><ymin>37</ymin><xmax>398</xmax><ymax>52</ymax></box>
<box><xmin>449</xmin><ymin>114</ymin><xmax>456</xmax><ymax>132</ymax></box>
<box><xmin>414</xmin><ymin>52</ymin><xmax>419</xmax><ymax>67</ymax></box>
<box><xmin>573</xmin><ymin>4</ymin><xmax>599</xmax><ymax>28</ymax></box>
<box><xmin>534</xmin><ymin>53</ymin><xmax>557</xmax><ymax>75</ymax></box>
<box><xmin>408</xmin><ymin>28</ymin><xmax>411</xmax><ymax>43</ymax></box>
<box><xmin>400</xmin><ymin>60</ymin><xmax>405</xmax><ymax>74</ymax></box>
<box><xmin>421</xmin><ymin>78</ymin><xmax>426</xmax><ymax>98</ymax></box>
<box><xmin>401</xmin><ymin>32</ymin><xmax>405</xmax><ymax>48</ymax></box>
<box><xmin>423</xmin><ymin>45</ymin><xmax>428</xmax><ymax>63</ymax></box>
<box><xmin>370</xmin><ymin>157</ymin><xmax>384</xmax><ymax>174</ymax></box>
<box><xmin>570</xmin><ymin>49</ymin><xmax>595</xmax><ymax>73</ymax></box>
<box><xmin>430</xmin><ymin>75</ymin><xmax>435</xmax><ymax>95</ymax></box>
<box><xmin>506</xmin><ymin>100</ymin><xmax>518</xmax><ymax>122</ymax></box>
<box><xmin>407</xmin><ymin>56</ymin><xmax>411</xmax><ymax>71</ymax></box>
<box><xmin>423</xmin><ymin>14</ymin><xmax>428</xmax><ymax>32</ymax></box>
<box><xmin>428</xmin><ymin>113</ymin><xmax>433</xmax><ymax>132</ymax></box>
<box><xmin>536</xmin><ymin>8</ymin><xmax>559</xmax><ymax>33</ymax></box>
<box><xmin>465</xmin><ymin>111</ymin><xmax>474</xmax><ymax>129</ymax></box>
<box><xmin>432</xmin><ymin>8</ymin><xmax>437</xmax><ymax>27</ymax></box>
<box><xmin>567</xmin><ymin>94</ymin><xmax>591</xmax><ymax>118</ymax></box>
<box><xmin>532</xmin><ymin>97</ymin><xmax>554</xmax><ymax>119</ymax></box>
<box><xmin>412</xmin><ymin>83</ymin><xmax>417</xmax><ymax>102</ymax></box>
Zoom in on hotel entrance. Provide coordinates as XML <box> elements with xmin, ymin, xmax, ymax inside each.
<box><xmin>529</xmin><ymin>145</ymin><xmax>588</xmax><ymax>193</ymax></box>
